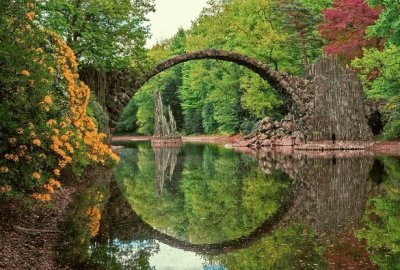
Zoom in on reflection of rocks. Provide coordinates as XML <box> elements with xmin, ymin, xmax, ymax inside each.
<box><xmin>299</xmin><ymin>157</ymin><xmax>373</xmax><ymax>239</ymax></box>
<box><xmin>235</xmin><ymin>147</ymin><xmax>381</xmax><ymax>240</ymax></box>
<box><xmin>153</xmin><ymin>147</ymin><xmax>180</xmax><ymax>197</ymax></box>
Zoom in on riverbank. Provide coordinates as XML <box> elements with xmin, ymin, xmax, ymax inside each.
<box><xmin>0</xmin><ymin>167</ymin><xmax>112</xmax><ymax>270</ymax></box>
<box><xmin>112</xmin><ymin>134</ymin><xmax>243</xmax><ymax>144</ymax></box>
<box><xmin>112</xmin><ymin>135</ymin><xmax>400</xmax><ymax>157</ymax></box>
<box><xmin>369</xmin><ymin>140</ymin><xmax>400</xmax><ymax>157</ymax></box>
<box><xmin>0</xmin><ymin>187</ymin><xmax>74</xmax><ymax>270</ymax></box>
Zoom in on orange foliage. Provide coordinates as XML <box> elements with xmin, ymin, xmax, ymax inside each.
<box><xmin>50</xmin><ymin>33</ymin><xmax>119</xmax><ymax>165</ymax></box>
<box><xmin>11</xmin><ymin>4</ymin><xmax>119</xmax><ymax>203</ymax></box>
<box><xmin>85</xmin><ymin>206</ymin><xmax>101</xmax><ymax>237</ymax></box>
<box><xmin>0</xmin><ymin>185</ymin><xmax>12</xmax><ymax>194</ymax></box>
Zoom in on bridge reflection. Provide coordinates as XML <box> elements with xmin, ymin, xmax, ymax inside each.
<box><xmin>95</xmin><ymin>148</ymin><xmax>380</xmax><ymax>255</ymax></box>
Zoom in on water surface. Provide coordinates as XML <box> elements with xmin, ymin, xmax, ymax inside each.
<box><xmin>60</xmin><ymin>141</ymin><xmax>400</xmax><ymax>269</ymax></box>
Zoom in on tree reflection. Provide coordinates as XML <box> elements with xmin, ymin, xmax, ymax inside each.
<box><xmin>210</xmin><ymin>225</ymin><xmax>327</xmax><ymax>270</ymax></box>
<box><xmin>356</xmin><ymin>157</ymin><xmax>400</xmax><ymax>270</ymax></box>
<box><xmin>118</xmin><ymin>143</ymin><xmax>290</xmax><ymax>244</ymax></box>
<box><xmin>60</xmin><ymin>143</ymin><xmax>399</xmax><ymax>269</ymax></box>
<box><xmin>88</xmin><ymin>240</ymin><xmax>159</xmax><ymax>270</ymax></box>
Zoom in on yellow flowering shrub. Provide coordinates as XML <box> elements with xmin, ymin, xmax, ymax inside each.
<box><xmin>85</xmin><ymin>206</ymin><xmax>102</xmax><ymax>237</ymax></box>
<box><xmin>0</xmin><ymin>1</ymin><xmax>119</xmax><ymax>202</ymax></box>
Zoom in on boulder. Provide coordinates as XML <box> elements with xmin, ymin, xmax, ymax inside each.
<box><xmin>279</xmin><ymin>136</ymin><xmax>294</xmax><ymax>146</ymax></box>
<box><xmin>282</xmin><ymin>121</ymin><xmax>295</xmax><ymax>131</ymax></box>
<box><xmin>261</xmin><ymin>139</ymin><xmax>271</xmax><ymax>146</ymax></box>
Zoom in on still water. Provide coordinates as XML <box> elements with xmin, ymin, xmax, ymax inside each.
<box><xmin>60</xmin><ymin>141</ymin><xmax>400</xmax><ymax>269</ymax></box>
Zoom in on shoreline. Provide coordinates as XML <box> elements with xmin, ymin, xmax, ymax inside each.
<box><xmin>111</xmin><ymin>135</ymin><xmax>400</xmax><ymax>157</ymax></box>
<box><xmin>111</xmin><ymin>134</ymin><xmax>243</xmax><ymax>144</ymax></box>
<box><xmin>0</xmin><ymin>187</ymin><xmax>74</xmax><ymax>270</ymax></box>
<box><xmin>0</xmin><ymin>167</ymin><xmax>113</xmax><ymax>270</ymax></box>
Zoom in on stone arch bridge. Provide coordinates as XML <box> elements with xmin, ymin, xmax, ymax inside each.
<box><xmin>83</xmin><ymin>49</ymin><xmax>376</xmax><ymax>143</ymax></box>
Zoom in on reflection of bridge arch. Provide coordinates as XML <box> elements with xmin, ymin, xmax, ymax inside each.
<box><xmin>133</xmin><ymin>181</ymin><xmax>299</xmax><ymax>255</ymax></box>
<box><xmin>100</xmin><ymin>176</ymin><xmax>301</xmax><ymax>255</ymax></box>
<box><xmin>107</xmin><ymin>49</ymin><xmax>300</xmax><ymax>128</ymax></box>
<box><xmin>99</xmin><ymin>151</ymin><xmax>379</xmax><ymax>255</ymax></box>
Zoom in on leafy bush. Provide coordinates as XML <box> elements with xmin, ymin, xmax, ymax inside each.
<box><xmin>87</xmin><ymin>96</ymin><xmax>110</xmax><ymax>133</ymax></box>
<box><xmin>383</xmin><ymin>97</ymin><xmax>400</xmax><ymax>140</ymax></box>
<box><xmin>0</xmin><ymin>1</ymin><xmax>118</xmax><ymax>201</ymax></box>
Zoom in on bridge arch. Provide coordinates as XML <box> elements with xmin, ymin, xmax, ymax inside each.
<box><xmin>106</xmin><ymin>49</ymin><xmax>298</xmax><ymax>129</ymax></box>
<box><xmin>103</xmin><ymin>51</ymin><xmax>374</xmax><ymax>143</ymax></box>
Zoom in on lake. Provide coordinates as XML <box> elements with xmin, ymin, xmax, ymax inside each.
<box><xmin>59</xmin><ymin>141</ymin><xmax>400</xmax><ymax>270</ymax></box>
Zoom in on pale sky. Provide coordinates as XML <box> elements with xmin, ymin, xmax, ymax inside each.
<box><xmin>146</xmin><ymin>0</ymin><xmax>210</xmax><ymax>48</ymax></box>
<box><xmin>149</xmin><ymin>242</ymin><xmax>206</xmax><ymax>270</ymax></box>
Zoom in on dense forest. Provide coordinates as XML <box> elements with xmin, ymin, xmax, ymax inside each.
<box><xmin>116</xmin><ymin>0</ymin><xmax>400</xmax><ymax>139</ymax></box>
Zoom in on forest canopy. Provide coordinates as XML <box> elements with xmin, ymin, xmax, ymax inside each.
<box><xmin>118</xmin><ymin>0</ymin><xmax>400</xmax><ymax>140</ymax></box>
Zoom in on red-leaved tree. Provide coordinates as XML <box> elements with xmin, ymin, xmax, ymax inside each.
<box><xmin>319</xmin><ymin>0</ymin><xmax>382</xmax><ymax>62</ymax></box>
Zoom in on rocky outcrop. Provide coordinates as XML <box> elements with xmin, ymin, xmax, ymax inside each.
<box><xmin>305</xmin><ymin>57</ymin><xmax>373</xmax><ymax>141</ymax></box>
<box><xmin>153</xmin><ymin>90</ymin><xmax>179</xmax><ymax>138</ymax></box>
<box><xmin>151</xmin><ymin>90</ymin><xmax>182</xmax><ymax>147</ymax></box>
<box><xmin>234</xmin><ymin>114</ymin><xmax>302</xmax><ymax>148</ymax></box>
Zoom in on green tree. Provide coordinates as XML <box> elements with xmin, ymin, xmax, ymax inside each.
<box><xmin>276</xmin><ymin>0</ymin><xmax>324</xmax><ymax>69</ymax></box>
<box><xmin>38</xmin><ymin>0</ymin><xmax>155</xmax><ymax>70</ymax></box>
<box><xmin>352</xmin><ymin>45</ymin><xmax>400</xmax><ymax>99</ymax></box>
<box><xmin>115</xmin><ymin>100</ymin><xmax>138</xmax><ymax>134</ymax></box>
<box><xmin>382</xmin><ymin>96</ymin><xmax>400</xmax><ymax>140</ymax></box>
<box><xmin>133</xmin><ymin>85</ymin><xmax>154</xmax><ymax>135</ymax></box>
<box><xmin>367</xmin><ymin>0</ymin><xmax>400</xmax><ymax>46</ymax></box>
<box><xmin>213</xmin><ymin>225</ymin><xmax>327</xmax><ymax>270</ymax></box>
<box><xmin>351</xmin><ymin>0</ymin><xmax>400</xmax><ymax>139</ymax></box>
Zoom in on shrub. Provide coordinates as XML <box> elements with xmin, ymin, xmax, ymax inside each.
<box><xmin>0</xmin><ymin>1</ymin><xmax>119</xmax><ymax>201</ymax></box>
<box><xmin>383</xmin><ymin>97</ymin><xmax>400</xmax><ymax>140</ymax></box>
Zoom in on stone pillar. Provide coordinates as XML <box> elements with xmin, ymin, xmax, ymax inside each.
<box><xmin>306</xmin><ymin>57</ymin><xmax>373</xmax><ymax>141</ymax></box>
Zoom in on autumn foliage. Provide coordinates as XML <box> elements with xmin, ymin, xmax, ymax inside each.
<box><xmin>319</xmin><ymin>0</ymin><xmax>382</xmax><ymax>62</ymax></box>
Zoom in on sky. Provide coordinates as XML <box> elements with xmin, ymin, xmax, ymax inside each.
<box><xmin>146</xmin><ymin>0</ymin><xmax>210</xmax><ymax>48</ymax></box>
<box><xmin>149</xmin><ymin>242</ymin><xmax>206</xmax><ymax>270</ymax></box>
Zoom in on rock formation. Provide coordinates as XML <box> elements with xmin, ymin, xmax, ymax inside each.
<box><xmin>152</xmin><ymin>90</ymin><xmax>181</xmax><ymax>146</ymax></box>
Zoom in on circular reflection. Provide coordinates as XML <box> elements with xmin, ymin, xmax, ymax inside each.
<box><xmin>114</xmin><ymin>142</ymin><xmax>293</xmax><ymax>245</ymax></box>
